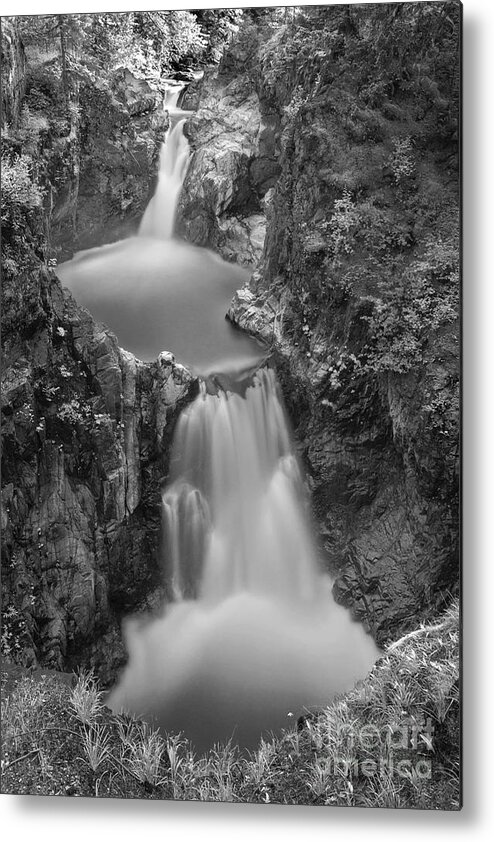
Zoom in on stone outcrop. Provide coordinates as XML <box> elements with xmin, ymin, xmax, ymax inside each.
<box><xmin>1</xmin><ymin>267</ymin><xmax>196</xmax><ymax>682</ymax></box>
<box><xmin>49</xmin><ymin>69</ymin><xmax>168</xmax><ymax>259</ymax></box>
<box><xmin>176</xmin><ymin>34</ymin><xmax>280</xmax><ymax>268</ymax></box>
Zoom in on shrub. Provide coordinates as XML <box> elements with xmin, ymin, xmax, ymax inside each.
<box><xmin>69</xmin><ymin>670</ymin><xmax>105</xmax><ymax>725</ymax></box>
<box><xmin>1</xmin><ymin>154</ymin><xmax>42</xmax><ymax>220</ymax></box>
<box><xmin>388</xmin><ymin>136</ymin><xmax>416</xmax><ymax>184</ymax></box>
<box><xmin>362</xmin><ymin>237</ymin><xmax>459</xmax><ymax>374</ymax></box>
<box><xmin>80</xmin><ymin>723</ymin><xmax>111</xmax><ymax>772</ymax></box>
<box><xmin>326</xmin><ymin>190</ymin><xmax>360</xmax><ymax>266</ymax></box>
<box><xmin>17</xmin><ymin>105</ymin><xmax>50</xmax><ymax>150</ymax></box>
<box><xmin>119</xmin><ymin>720</ymin><xmax>167</xmax><ymax>788</ymax></box>
<box><xmin>1</xmin><ymin>605</ymin><xmax>28</xmax><ymax>662</ymax></box>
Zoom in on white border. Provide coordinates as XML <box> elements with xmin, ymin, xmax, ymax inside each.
<box><xmin>1</xmin><ymin>0</ymin><xmax>492</xmax><ymax>837</ymax></box>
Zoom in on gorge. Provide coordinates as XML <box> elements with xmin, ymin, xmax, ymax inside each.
<box><xmin>57</xmin><ymin>90</ymin><xmax>379</xmax><ymax>749</ymax></box>
<box><xmin>1</xmin><ymin>5</ymin><xmax>460</xmax><ymax>805</ymax></box>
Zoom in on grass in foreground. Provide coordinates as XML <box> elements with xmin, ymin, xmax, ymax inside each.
<box><xmin>1</xmin><ymin>600</ymin><xmax>460</xmax><ymax>808</ymax></box>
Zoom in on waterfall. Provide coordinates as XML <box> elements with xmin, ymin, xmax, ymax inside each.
<box><xmin>138</xmin><ymin>118</ymin><xmax>191</xmax><ymax>240</ymax></box>
<box><xmin>57</xmin><ymin>72</ymin><xmax>380</xmax><ymax>749</ymax></box>
<box><xmin>163</xmin><ymin>80</ymin><xmax>185</xmax><ymax>113</ymax></box>
<box><xmin>108</xmin><ymin>368</ymin><xmax>380</xmax><ymax>751</ymax></box>
<box><xmin>163</xmin><ymin>368</ymin><xmax>319</xmax><ymax>604</ymax></box>
<box><xmin>56</xmin><ymin>105</ymin><xmax>260</xmax><ymax>371</ymax></box>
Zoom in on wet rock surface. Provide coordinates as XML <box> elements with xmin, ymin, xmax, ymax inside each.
<box><xmin>50</xmin><ymin>69</ymin><xmax>167</xmax><ymax>260</ymax></box>
<box><xmin>176</xmin><ymin>47</ymin><xmax>280</xmax><ymax>268</ymax></box>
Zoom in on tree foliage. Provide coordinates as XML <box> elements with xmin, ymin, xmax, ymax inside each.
<box><xmin>255</xmin><ymin>2</ymin><xmax>460</xmax><ymax>377</ymax></box>
<box><xmin>1</xmin><ymin>153</ymin><xmax>42</xmax><ymax>219</ymax></box>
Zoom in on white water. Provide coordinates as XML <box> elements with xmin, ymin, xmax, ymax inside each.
<box><xmin>163</xmin><ymin>369</ymin><xmax>318</xmax><ymax>603</ymax></box>
<box><xmin>108</xmin><ymin>368</ymin><xmax>380</xmax><ymax>751</ymax></box>
<box><xmin>163</xmin><ymin>81</ymin><xmax>184</xmax><ymax>112</ymax></box>
<box><xmin>139</xmin><ymin>119</ymin><xmax>190</xmax><ymax>240</ymax></box>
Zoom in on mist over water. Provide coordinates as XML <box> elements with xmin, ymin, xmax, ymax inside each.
<box><xmin>110</xmin><ymin>590</ymin><xmax>378</xmax><ymax>752</ymax></box>
<box><xmin>56</xmin><ymin>235</ymin><xmax>262</xmax><ymax>373</ymax></box>
<box><xmin>108</xmin><ymin>370</ymin><xmax>380</xmax><ymax>752</ymax></box>
<box><xmin>59</xmin><ymin>90</ymin><xmax>380</xmax><ymax>752</ymax></box>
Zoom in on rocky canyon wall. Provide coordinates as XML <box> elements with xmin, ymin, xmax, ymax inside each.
<box><xmin>1</xmin><ymin>263</ymin><xmax>195</xmax><ymax>681</ymax></box>
<box><xmin>1</xmin><ymin>22</ymin><xmax>195</xmax><ymax>680</ymax></box>
<box><xmin>178</xmin><ymin>14</ymin><xmax>460</xmax><ymax>644</ymax></box>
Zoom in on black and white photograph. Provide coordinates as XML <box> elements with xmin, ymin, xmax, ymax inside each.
<box><xmin>1</xmin><ymin>0</ymin><xmax>463</xmax><ymax>817</ymax></box>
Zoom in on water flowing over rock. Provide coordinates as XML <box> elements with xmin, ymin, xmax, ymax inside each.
<box><xmin>139</xmin><ymin>119</ymin><xmax>191</xmax><ymax>240</ymax></box>
<box><xmin>49</xmin><ymin>68</ymin><xmax>168</xmax><ymax>259</ymax></box>
<box><xmin>109</xmin><ymin>367</ymin><xmax>379</xmax><ymax>751</ymax></box>
<box><xmin>56</xmin><ymin>119</ymin><xmax>265</xmax><ymax>375</ymax></box>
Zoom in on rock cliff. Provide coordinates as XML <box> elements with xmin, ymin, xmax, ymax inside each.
<box><xmin>178</xmin><ymin>12</ymin><xmax>460</xmax><ymax>643</ymax></box>
<box><xmin>1</xmin><ymin>265</ymin><xmax>195</xmax><ymax>681</ymax></box>
<box><xmin>1</xmin><ymin>18</ymin><xmax>168</xmax><ymax>262</ymax></box>
<box><xmin>47</xmin><ymin>67</ymin><xmax>168</xmax><ymax>259</ymax></box>
<box><xmin>2</xmin><ymin>21</ymin><xmax>200</xmax><ymax>680</ymax></box>
<box><xmin>176</xmin><ymin>28</ymin><xmax>280</xmax><ymax>267</ymax></box>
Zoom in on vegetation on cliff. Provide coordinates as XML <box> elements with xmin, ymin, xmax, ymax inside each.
<box><xmin>219</xmin><ymin>3</ymin><xmax>460</xmax><ymax>640</ymax></box>
<box><xmin>255</xmin><ymin>1</ymin><xmax>459</xmax><ymax>378</ymax></box>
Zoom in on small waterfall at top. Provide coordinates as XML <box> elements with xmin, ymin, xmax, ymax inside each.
<box><xmin>138</xmin><ymin>119</ymin><xmax>191</xmax><ymax>240</ymax></box>
<box><xmin>138</xmin><ymin>80</ymin><xmax>191</xmax><ymax>240</ymax></box>
<box><xmin>57</xmin><ymin>71</ymin><xmax>380</xmax><ymax>751</ymax></box>
<box><xmin>162</xmin><ymin>79</ymin><xmax>187</xmax><ymax>112</ymax></box>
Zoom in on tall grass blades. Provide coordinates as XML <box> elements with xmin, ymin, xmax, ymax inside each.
<box><xmin>69</xmin><ymin>670</ymin><xmax>104</xmax><ymax>725</ymax></box>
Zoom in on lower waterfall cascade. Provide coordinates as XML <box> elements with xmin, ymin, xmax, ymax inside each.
<box><xmin>107</xmin><ymin>368</ymin><xmax>380</xmax><ymax>751</ymax></box>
